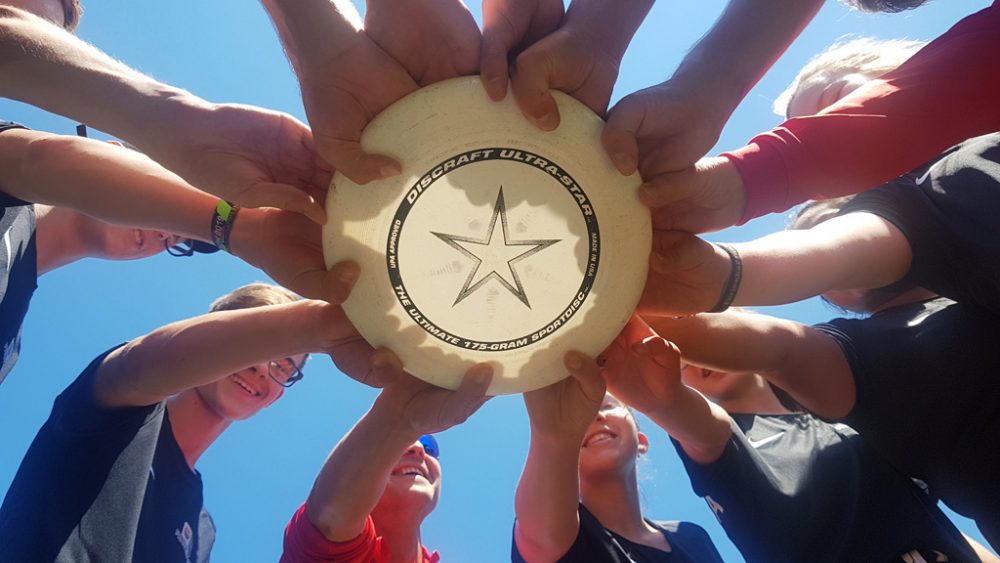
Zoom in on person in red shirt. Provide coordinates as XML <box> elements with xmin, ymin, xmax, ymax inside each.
<box><xmin>633</xmin><ymin>1</ymin><xmax>1000</xmax><ymax>234</ymax></box>
<box><xmin>281</xmin><ymin>362</ymin><xmax>493</xmax><ymax>563</ymax></box>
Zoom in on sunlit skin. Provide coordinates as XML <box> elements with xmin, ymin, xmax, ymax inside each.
<box><xmin>373</xmin><ymin>440</ymin><xmax>442</xmax><ymax>525</ymax></box>
<box><xmin>578</xmin><ymin>394</ymin><xmax>649</xmax><ymax>483</ymax></box>
<box><xmin>194</xmin><ymin>353</ymin><xmax>308</xmax><ymax>421</ymax></box>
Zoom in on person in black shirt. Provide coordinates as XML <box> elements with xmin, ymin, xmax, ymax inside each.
<box><xmin>0</xmin><ymin>281</ymin><xmax>375</xmax><ymax>562</ymax></box>
<box><xmin>511</xmin><ymin>352</ymin><xmax>722</xmax><ymax>563</ymax></box>
<box><xmin>605</xmin><ymin>315</ymin><xmax>993</xmax><ymax>562</ymax></box>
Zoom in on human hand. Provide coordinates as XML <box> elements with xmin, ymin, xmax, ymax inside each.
<box><xmin>637</xmin><ymin>156</ymin><xmax>747</xmax><ymax>234</ymax></box>
<box><xmin>523</xmin><ymin>351</ymin><xmax>606</xmax><ymax>440</ymax></box>
<box><xmin>479</xmin><ymin>0</ymin><xmax>564</xmax><ymax>103</ymax></box>
<box><xmin>602</xmin><ymin>77</ymin><xmax>736</xmax><ymax>177</ymax></box>
<box><xmin>638</xmin><ymin>230</ymin><xmax>732</xmax><ymax>316</ymax></box>
<box><xmin>365</xmin><ymin>0</ymin><xmax>481</xmax><ymax>85</ymax></box>
<box><xmin>141</xmin><ymin>103</ymin><xmax>332</xmax><ymax>225</ymax></box>
<box><xmin>374</xmin><ymin>363</ymin><xmax>494</xmax><ymax>436</ymax></box>
<box><xmin>600</xmin><ymin>316</ymin><xmax>683</xmax><ymax>415</ymax></box>
<box><xmin>229</xmin><ymin>207</ymin><xmax>359</xmax><ymax>306</ymax></box>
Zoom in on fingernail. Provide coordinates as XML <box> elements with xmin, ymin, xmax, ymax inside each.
<box><xmin>470</xmin><ymin>364</ymin><xmax>493</xmax><ymax>383</ymax></box>
<box><xmin>535</xmin><ymin>113</ymin><xmax>558</xmax><ymax>130</ymax></box>
<box><xmin>612</xmin><ymin>152</ymin><xmax>635</xmax><ymax>174</ymax></box>
<box><xmin>566</xmin><ymin>352</ymin><xmax>583</xmax><ymax>370</ymax></box>
<box><xmin>339</xmin><ymin>268</ymin><xmax>359</xmax><ymax>284</ymax></box>
<box><xmin>379</xmin><ymin>163</ymin><xmax>402</xmax><ymax>178</ymax></box>
<box><xmin>487</xmin><ymin>76</ymin><xmax>506</xmax><ymax>99</ymax></box>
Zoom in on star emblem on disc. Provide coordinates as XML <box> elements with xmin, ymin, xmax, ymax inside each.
<box><xmin>432</xmin><ymin>188</ymin><xmax>559</xmax><ymax>308</ymax></box>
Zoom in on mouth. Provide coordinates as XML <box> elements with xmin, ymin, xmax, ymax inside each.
<box><xmin>230</xmin><ymin>373</ymin><xmax>261</xmax><ymax>397</ymax></box>
<box><xmin>390</xmin><ymin>464</ymin><xmax>429</xmax><ymax>480</ymax></box>
<box><xmin>700</xmin><ymin>367</ymin><xmax>717</xmax><ymax>379</ymax></box>
<box><xmin>582</xmin><ymin>429</ymin><xmax>617</xmax><ymax>448</ymax></box>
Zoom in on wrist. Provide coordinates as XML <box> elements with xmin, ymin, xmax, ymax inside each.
<box><xmin>564</xmin><ymin>0</ymin><xmax>653</xmax><ymax>60</ymax></box>
<box><xmin>367</xmin><ymin>393</ymin><xmax>424</xmax><ymax>443</ymax></box>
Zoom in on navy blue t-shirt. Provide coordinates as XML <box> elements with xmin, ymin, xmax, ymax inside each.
<box><xmin>0</xmin><ymin>346</ymin><xmax>215</xmax><ymax>562</ymax></box>
<box><xmin>512</xmin><ymin>504</ymin><xmax>723</xmax><ymax>562</ymax></box>
<box><xmin>673</xmin><ymin>413</ymin><xmax>977</xmax><ymax>562</ymax></box>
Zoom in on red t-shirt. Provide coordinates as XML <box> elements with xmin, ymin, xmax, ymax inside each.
<box><xmin>280</xmin><ymin>504</ymin><xmax>440</xmax><ymax>563</ymax></box>
<box><xmin>723</xmin><ymin>1</ymin><xmax>1000</xmax><ymax>224</ymax></box>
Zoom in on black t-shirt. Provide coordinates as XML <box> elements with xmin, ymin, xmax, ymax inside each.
<box><xmin>816</xmin><ymin>298</ymin><xmax>1000</xmax><ymax>525</ymax></box>
<box><xmin>672</xmin><ymin>413</ymin><xmax>978</xmax><ymax>563</ymax></box>
<box><xmin>512</xmin><ymin>504</ymin><xmax>723</xmax><ymax>563</ymax></box>
<box><xmin>0</xmin><ymin>120</ymin><xmax>37</xmax><ymax>384</ymax></box>
<box><xmin>840</xmin><ymin>133</ymin><xmax>1000</xmax><ymax>313</ymax></box>
<box><xmin>0</xmin><ymin>346</ymin><xmax>216</xmax><ymax>562</ymax></box>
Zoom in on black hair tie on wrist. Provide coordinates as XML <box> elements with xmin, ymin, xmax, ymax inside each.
<box><xmin>708</xmin><ymin>243</ymin><xmax>742</xmax><ymax>313</ymax></box>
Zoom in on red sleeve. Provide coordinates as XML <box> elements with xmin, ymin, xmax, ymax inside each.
<box><xmin>280</xmin><ymin>503</ymin><xmax>379</xmax><ymax>563</ymax></box>
<box><xmin>723</xmin><ymin>2</ymin><xmax>1000</xmax><ymax>224</ymax></box>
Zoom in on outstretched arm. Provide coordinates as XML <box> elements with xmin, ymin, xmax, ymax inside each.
<box><xmin>94</xmin><ymin>298</ymin><xmax>358</xmax><ymax>409</ymax></box>
<box><xmin>602</xmin><ymin>0</ymin><xmax>823</xmax><ymax>177</ymax></box>
<box><xmin>304</xmin><ymin>365</ymin><xmax>492</xmax><ymax>541</ymax></box>
<box><xmin>515</xmin><ymin>353</ymin><xmax>605</xmax><ymax>562</ymax></box>
<box><xmin>643</xmin><ymin>311</ymin><xmax>856</xmax><ymax>419</ymax></box>
<box><xmin>638</xmin><ymin>213</ymin><xmax>911</xmax><ymax>315</ymax></box>
<box><xmin>0</xmin><ymin>7</ymin><xmax>328</xmax><ymax>220</ymax></box>
<box><xmin>602</xmin><ymin>317</ymin><xmax>732</xmax><ymax>464</ymax></box>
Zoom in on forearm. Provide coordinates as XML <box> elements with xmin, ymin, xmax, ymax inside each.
<box><xmin>260</xmin><ymin>0</ymin><xmax>361</xmax><ymax>77</ymax></box>
<box><xmin>0</xmin><ymin>130</ymin><xmax>214</xmax><ymax>240</ymax></box>
<box><xmin>645</xmin><ymin>313</ymin><xmax>857</xmax><ymax>418</ymax></box>
<box><xmin>733</xmin><ymin>213</ymin><xmax>911</xmax><ymax>306</ymax></box>
<box><xmin>515</xmin><ymin>434</ymin><xmax>583</xmax><ymax>561</ymax></box>
<box><xmin>564</xmin><ymin>0</ymin><xmax>654</xmax><ymax>60</ymax></box>
<box><xmin>305</xmin><ymin>400</ymin><xmax>420</xmax><ymax>542</ymax></box>
<box><xmin>638</xmin><ymin>385</ymin><xmax>732</xmax><ymax>465</ymax></box>
<box><xmin>96</xmin><ymin>300</ymin><xmax>340</xmax><ymax>407</ymax></box>
<box><xmin>672</xmin><ymin>0</ymin><xmax>822</xmax><ymax>117</ymax></box>
<box><xmin>644</xmin><ymin>312</ymin><xmax>801</xmax><ymax>374</ymax></box>
<box><xmin>0</xmin><ymin>7</ymin><xmax>208</xmax><ymax>149</ymax></box>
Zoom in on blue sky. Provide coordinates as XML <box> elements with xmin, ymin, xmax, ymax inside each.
<box><xmin>0</xmin><ymin>0</ymin><xmax>992</xmax><ymax>561</ymax></box>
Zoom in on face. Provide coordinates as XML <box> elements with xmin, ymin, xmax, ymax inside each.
<box><xmin>379</xmin><ymin>438</ymin><xmax>442</xmax><ymax>516</ymax></box>
<box><xmin>578</xmin><ymin>394</ymin><xmax>648</xmax><ymax>478</ymax></box>
<box><xmin>194</xmin><ymin>353</ymin><xmax>307</xmax><ymax>421</ymax></box>
<box><xmin>98</xmin><ymin>225</ymin><xmax>182</xmax><ymax>261</ymax></box>
<box><xmin>786</xmin><ymin>73</ymin><xmax>871</xmax><ymax>118</ymax></box>
<box><xmin>4</xmin><ymin>0</ymin><xmax>66</xmax><ymax>27</ymax></box>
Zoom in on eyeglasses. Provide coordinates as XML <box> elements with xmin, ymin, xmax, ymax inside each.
<box><xmin>419</xmin><ymin>434</ymin><xmax>440</xmax><ymax>459</ymax></box>
<box><xmin>268</xmin><ymin>355</ymin><xmax>308</xmax><ymax>388</ymax></box>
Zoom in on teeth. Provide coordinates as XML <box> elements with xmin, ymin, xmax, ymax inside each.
<box><xmin>584</xmin><ymin>431</ymin><xmax>615</xmax><ymax>447</ymax></box>
<box><xmin>392</xmin><ymin>465</ymin><xmax>427</xmax><ymax>478</ymax></box>
<box><xmin>231</xmin><ymin>374</ymin><xmax>257</xmax><ymax>396</ymax></box>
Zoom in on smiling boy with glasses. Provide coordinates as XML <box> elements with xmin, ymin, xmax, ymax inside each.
<box><xmin>0</xmin><ymin>282</ymin><xmax>376</xmax><ymax>562</ymax></box>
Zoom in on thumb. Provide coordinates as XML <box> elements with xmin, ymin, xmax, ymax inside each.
<box><xmin>510</xmin><ymin>46</ymin><xmax>561</xmax><ymax>131</ymax></box>
<box><xmin>480</xmin><ymin>2</ymin><xmax>522</xmax><ymax>101</ymax></box>
<box><xmin>602</xmin><ymin>97</ymin><xmax>644</xmax><ymax>176</ymax></box>
<box><xmin>241</xmin><ymin>182</ymin><xmax>327</xmax><ymax>225</ymax></box>
<box><xmin>318</xmin><ymin>139</ymin><xmax>402</xmax><ymax>187</ymax></box>
<box><xmin>446</xmin><ymin>363</ymin><xmax>495</xmax><ymax>425</ymax></box>
<box><xmin>564</xmin><ymin>350</ymin><xmax>606</xmax><ymax>402</ymax></box>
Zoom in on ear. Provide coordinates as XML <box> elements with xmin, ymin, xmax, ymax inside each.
<box><xmin>637</xmin><ymin>431</ymin><xmax>649</xmax><ymax>455</ymax></box>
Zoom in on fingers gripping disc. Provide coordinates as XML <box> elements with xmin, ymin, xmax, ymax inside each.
<box><xmin>324</xmin><ymin>77</ymin><xmax>650</xmax><ymax>394</ymax></box>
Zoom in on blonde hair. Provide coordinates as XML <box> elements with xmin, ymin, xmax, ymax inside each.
<box><xmin>209</xmin><ymin>282</ymin><xmax>300</xmax><ymax>313</ymax></box>
<box><xmin>773</xmin><ymin>37</ymin><xmax>926</xmax><ymax>118</ymax></box>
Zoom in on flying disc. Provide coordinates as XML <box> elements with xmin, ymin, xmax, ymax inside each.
<box><xmin>324</xmin><ymin>77</ymin><xmax>650</xmax><ymax>395</ymax></box>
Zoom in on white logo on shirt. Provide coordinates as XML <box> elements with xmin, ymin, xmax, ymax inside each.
<box><xmin>175</xmin><ymin>521</ymin><xmax>194</xmax><ymax>563</ymax></box>
<box><xmin>748</xmin><ymin>432</ymin><xmax>785</xmax><ymax>449</ymax></box>
<box><xmin>705</xmin><ymin>495</ymin><xmax>725</xmax><ymax>522</ymax></box>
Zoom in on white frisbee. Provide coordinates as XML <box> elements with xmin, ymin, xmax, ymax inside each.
<box><xmin>324</xmin><ymin>77</ymin><xmax>650</xmax><ymax>395</ymax></box>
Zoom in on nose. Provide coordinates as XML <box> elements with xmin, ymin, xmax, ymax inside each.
<box><xmin>404</xmin><ymin>441</ymin><xmax>427</xmax><ymax>459</ymax></box>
